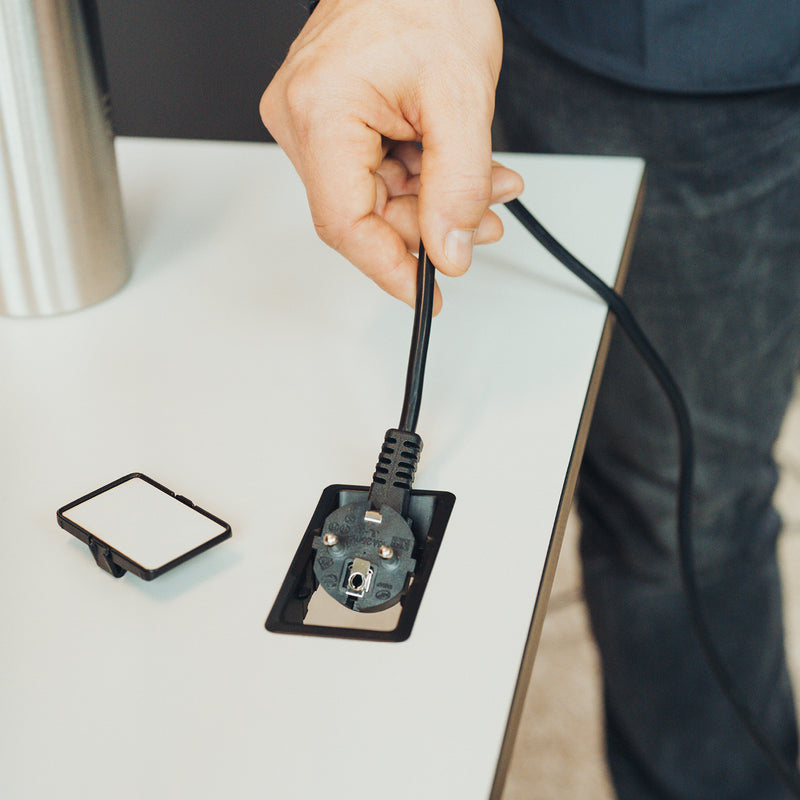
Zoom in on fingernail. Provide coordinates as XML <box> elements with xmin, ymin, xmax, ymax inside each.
<box><xmin>445</xmin><ymin>229</ymin><xmax>476</xmax><ymax>273</ymax></box>
<box><xmin>494</xmin><ymin>173</ymin><xmax>524</xmax><ymax>204</ymax></box>
<box><xmin>496</xmin><ymin>188</ymin><xmax>523</xmax><ymax>204</ymax></box>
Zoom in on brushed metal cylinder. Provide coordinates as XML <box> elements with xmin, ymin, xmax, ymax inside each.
<box><xmin>0</xmin><ymin>0</ymin><xmax>130</xmax><ymax>317</ymax></box>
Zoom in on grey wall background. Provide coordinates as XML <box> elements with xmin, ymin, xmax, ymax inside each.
<box><xmin>95</xmin><ymin>1</ymin><xmax>306</xmax><ymax>141</ymax></box>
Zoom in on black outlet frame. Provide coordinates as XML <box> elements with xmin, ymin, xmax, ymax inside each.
<box><xmin>265</xmin><ymin>484</ymin><xmax>455</xmax><ymax>642</ymax></box>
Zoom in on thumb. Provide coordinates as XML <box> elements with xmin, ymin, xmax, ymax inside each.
<box><xmin>417</xmin><ymin>82</ymin><xmax>495</xmax><ymax>277</ymax></box>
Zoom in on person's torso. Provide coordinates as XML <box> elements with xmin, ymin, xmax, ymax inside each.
<box><xmin>502</xmin><ymin>0</ymin><xmax>800</xmax><ymax>93</ymax></box>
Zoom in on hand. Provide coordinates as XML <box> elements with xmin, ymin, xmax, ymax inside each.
<box><xmin>260</xmin><ymin>0</ymin><xmax>523</xmax><ymax>311</ymax></box>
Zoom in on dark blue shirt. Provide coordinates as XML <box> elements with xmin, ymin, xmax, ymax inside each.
<box><xmin>502</xmin><ymin>0</ymin><xmax>800</xmax><ymax>92</ymax></box>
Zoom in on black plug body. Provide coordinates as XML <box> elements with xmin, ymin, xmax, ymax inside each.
<box><xmin>312</xmin><ymin>429</ymin><xmax>422</xmax><ymax>612</ymax></box>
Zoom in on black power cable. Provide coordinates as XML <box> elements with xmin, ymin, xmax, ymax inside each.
<box><xmin>352</xmin><ymin>196</ymin><xmax>800</xmax><ymax>796</ymax></box>
<box><xmin>313</xmin><ymin>245</ymin><xmax>436</xmax><ymax>613</ymax></box>
<box><xmin>504</xmin><ymin>196</ymin><xmax>800</xmax><ymax>798</ymax></box>
<box><xmin>399</xmin><ymin>242</ymin><xmax>436</xmax><ymax>433</ymax></box>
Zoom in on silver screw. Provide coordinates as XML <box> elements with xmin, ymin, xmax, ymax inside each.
<box><xmin>323</xmin><ymin>532</ymin><xmax>339</xmax><ymax>547</ymax></box>
<box><xmin>378</xmin><ymin>545</ymin><xmax>394</xmax><ymax>560</ymax></box>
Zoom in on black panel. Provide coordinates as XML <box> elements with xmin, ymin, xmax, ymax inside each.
<box><xmin>266</xmin><ymin>485</ymin><xmax>456</xmax><ymax>642</ymax></box>
<box><xmin>94</xmin><ymin>1</ymin><xmax>306</xmax><ymax>141</ymax></box>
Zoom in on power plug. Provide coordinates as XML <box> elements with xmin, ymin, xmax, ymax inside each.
<box><xmin>312</xmin><ymin>500</ymin><xmax>415</xmax><ymax>612</ymax></box>
<box><xmin>266</xmin><ymin>244</ymin><xmax>451</xmax><ymax>640</ymax></box>
<box><xmin>312</xmin><ymin>428</ymin><xmax>422</xmax><ymax>612</ymax></box>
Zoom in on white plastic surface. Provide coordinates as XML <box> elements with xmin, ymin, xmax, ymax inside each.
<box><xmin>61</xmin><ymin>476</ymin><xmax>228</xmax><ymax>572</ymax></box>
<box><xmin>0</xmin><ymin>138</ymin><xmax>643</xmax><ymax>800</ymax></box>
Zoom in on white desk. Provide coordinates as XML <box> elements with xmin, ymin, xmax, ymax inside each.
<box><xmin>0</xmin><ymin>138</ymin><xmax>643</xmax><ymax>799</ymax></box>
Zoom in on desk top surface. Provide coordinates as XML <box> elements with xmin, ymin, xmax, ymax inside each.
<box><xmin>0</xmin><ymin>138</ymin><xmax>643</xmax><ymax>800</ymax></box>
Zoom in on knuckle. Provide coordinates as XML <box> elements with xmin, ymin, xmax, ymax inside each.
<box><xmin>283</xmin><ymin>72</ymin><xmax>313</xmax><ymax>118</ymax></box>
<box><xmin>312</xmin><ymin>217</ymin><xmax>345</xmax><ymax>250</ymax></box>
<box><xmin>311</xmin><ymin>208</ymin><xmax>361</xmax><ymax>253</ymax></box>
<box><xmin>440</xmin><ymin>173</ymin><xmax>493</xmax><ymax>210</ymax></box>
<box><xmin>258</xmin><ymin>84</ymin><xmax>277</xmax><ymax>126</ymax></box>
<box><xmin>283</xmin><ymin>66</ymin><xmax>327</xmax><ymax>123</ymax></box>
<box><xmin>260</xmin><ymin>60</ymin><xmax>324</xmax><ymax>135</ymax></box>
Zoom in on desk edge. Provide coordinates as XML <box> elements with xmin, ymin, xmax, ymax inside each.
<box><xmin>489</xmin><ymin>171</ymin><xmax>647</xmax><ymax>799</ymax></box>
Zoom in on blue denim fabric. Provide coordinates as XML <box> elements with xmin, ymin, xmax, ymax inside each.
<box><xmin>500</xmin><ymin>0</ymin><xmax>800</xmax><ymax>93</ymax></box>
<box><xmin>496</xmin><ymin>17</ymin><xmax>800</xmax><ymax>800</ymax></box>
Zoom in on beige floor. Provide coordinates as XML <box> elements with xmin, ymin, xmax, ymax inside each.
<box><xmin>503</xmin><ymin>388</ymin><xmax>800</xmax><ymax>799</ymax></box>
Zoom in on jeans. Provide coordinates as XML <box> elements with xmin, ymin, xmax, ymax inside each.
<box><xmin>496</xmin><ymin>16</ymin><xmax>800</xmax><ymax>800</ymax></box>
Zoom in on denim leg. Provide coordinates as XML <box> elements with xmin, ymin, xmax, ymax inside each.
<box><xmin>496</xmin><ymin>18</ymin><xmax>800</xmax><ymax>799</ymax></box>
